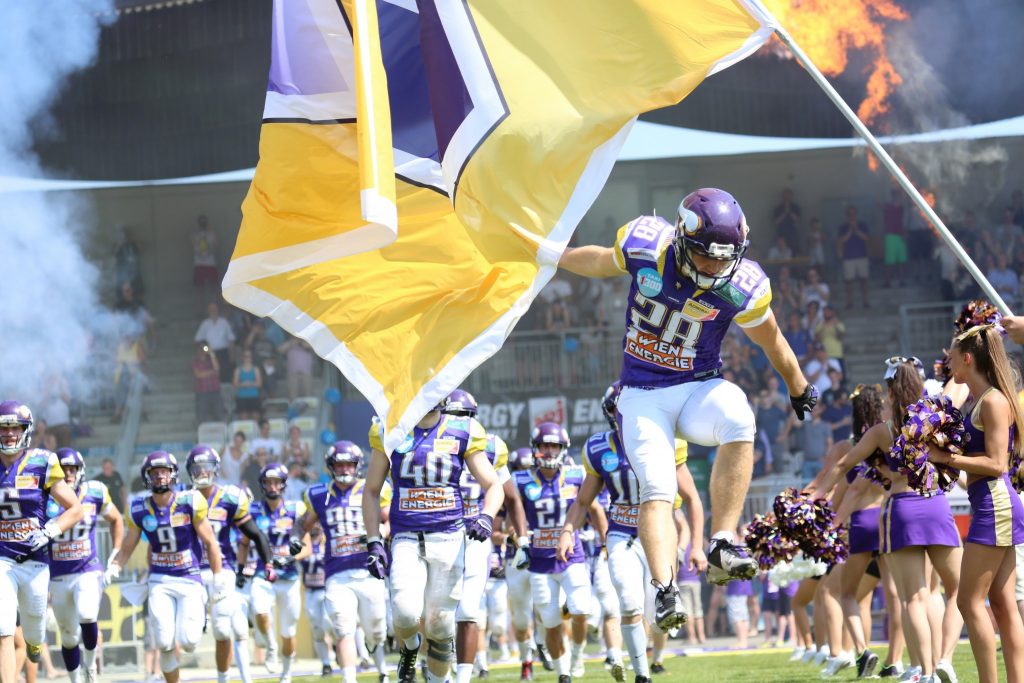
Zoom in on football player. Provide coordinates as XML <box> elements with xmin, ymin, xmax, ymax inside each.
<box><xmin>516</xmin><ymin>422</ymin><xmax>605</xmax><ymax>683</ymax></box>
<box><xmin>185</xmin><ymin>445</ymin><xmax>276</xmax><ymax>683</ymax></box>
<box><xmin>559</xmin><ymin>188</ymin><xmax>815</xmax><ymax>628</ymax></box>
<box><xmin>289</xmin><ymin>441</ymin><xmax>391</xmax><ymax>683</ymax></box>
<box><xmin>47</xmin><ymin>448</ymin><xmax>124</xmax><ymax>683</ymax></box>
<box><xmin>237</xmin><ymin>463</ymin><xmax>310</xmax><ymax>683</ymax></box>
<box><xmin>363</xmin><ymin>404</ymin><xmax>504</xmax><ymax>683</ymax></box>
<box><xmin>298</xmin><ymin>524</ymin><xmax>333</xmax><ymax>677</ymax></box>
<box><xmin>106</xmin><ymin>450</ymin><xmax>226</xmax><ymax>683</ymax></box>
<box><xmin>0</xmin><ymin>401</ymin><xmax>83</xmax><ymax>683</ymax></box>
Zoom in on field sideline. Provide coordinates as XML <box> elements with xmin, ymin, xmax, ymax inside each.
<box><xmin>279</xmin><ymin>644</ymin><xmax>992</xmax><ymax>683</ymax></box>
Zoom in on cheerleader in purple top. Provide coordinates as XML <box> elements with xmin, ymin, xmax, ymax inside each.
<box><xmin>928</xmin><ymin>325</ymin><xmax>1024</xmax><ymax>683</ymax></box>
<box><xmin>807</xmin><ymin>360</ymin><xmax>963</xmax><ymax>682</ymax></box>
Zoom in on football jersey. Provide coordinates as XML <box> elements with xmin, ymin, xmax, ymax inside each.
<box><xmin>251</xmin><ymin>499</ymin><xmax>306</xmax><ymax>581</ymax></box>
<box><xmin>301</xmin><ymin>540</ymin><xmax>326</xmax><ymax>589</ymax></box>
<box><xmin>514</xmin><ymin>465</ymin><xmax>586</xmax><ymax>575</ymax></box>
<box><xmin>612</xmin><ymin>215</ymin><xmax>772</xmax><ymax>388</ymax></box>
<box><xmin>303</xmin><ymin>479</ymin><xmax>392</xmax><ymax>577</ymax></box>
<box><xmin>0</xmin><ymin>448</ymin><xmax>64</xmax><ymax>563</ymax></box>
<box><xmin>198</xmin><ymin>484</ymin><xmax>251</xmax><ymax>570</ymax></box>
<box><xmin>46</xmin><ymin>480</ymin><xmax>112</xmax><ymax>577</ymax></box>
<box><xmin>459</xmin><ymin>433</ymin><xmax>511</xmax><ymax>519</ymax></box>
<box><xmin>369</xmin><ymin>414</ymin><xmax>487</xmax><ymax>534</ymax></box>
<box><xmin>128</xmin><ymin>489</ymin><xmax>209</xmax><ymax>581</ymax></box>
<box><xmin>583</xmin><ymin>430</ymin><xmax>688</xmax><ymax>537</ymax></box>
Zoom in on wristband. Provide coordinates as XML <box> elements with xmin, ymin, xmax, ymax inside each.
<box><xmin>367</xmin><ymin>535</ymin><xmax>382</xmax><ymax>544</ymax></box>
<box><xmin>560</xmin><ymin>528</ymin><xmax>574</xmax><ymax>535</ymax></box>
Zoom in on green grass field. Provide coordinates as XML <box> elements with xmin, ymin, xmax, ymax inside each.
<box><xmin>286</xmin><ymin>645</ymin><xmax>991</xmax><ymax>683</ymax></box>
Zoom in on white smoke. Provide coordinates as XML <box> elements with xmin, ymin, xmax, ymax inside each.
<box><xmin>0</xmin><ymin>1</ymin><xmax>126</xmax><ymax>407</ymax></box>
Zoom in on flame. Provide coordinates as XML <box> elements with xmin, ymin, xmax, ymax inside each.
<box><xmin>762</xmin><ymin>0</ymin><xmax>908</xmax><ymax>123</ymax></box>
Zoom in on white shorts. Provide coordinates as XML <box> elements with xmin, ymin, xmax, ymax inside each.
<box><xmin>148</xmin><ymin>574</ymin><xmax>207</xmax><ymax>652</ymax></box>
<box><xmin>251</xmin><ymin>575</ymin><xmax>302</xmax><ymax>638</ymax></box>
<box><xmin>390</xmin><ymin>531</ymin><xmax>465</xmax><ymax>641</ymax></box>
<box><xmin>506</xmin><ymin>560</ymin><xmax>537</xmax><ymax>632</ymax></box>
<box><xmin>456</xmin><ymin>535</ymin><xmax>492</xmax><ymax>624</ymax></box>
<box><xmin>590</xmin><ymin>553</ymin><xmax>620</xmax><ymax>624</ymax></box>
<box><xmin>607</xmin><ymin>533</ymin><xmax>655</xmax><ymax>621</ymax></box>
<box><xmin>201</xmin><ymin>568</ymin><xmax>247</xmax><ymax>641</ymax></box>
<box><xmin>485</xmin><ymin>577</ymin><xmax>508</xmax><ymax>635</ymax></box>
<box><xmin>324</xmin><ymin>569</ymin><xmax>388</xmax><ymax>645</ymax></box>
<box><xmin>1015</xmin><ymin>544</ymin><xmax>1024</xmax><ymax>602</ymax></box>
<box><xmin>50</xmin><ymin>570</ymin><xmax>103</xmax><ymax>647</ymax></box>
<box><xmin>305</xmin><ymin>588</ymin><xmax>328</xmax><ymax>637</ymax></box>
<box><xmin>0</xmin><ymin>558</ymin><xmax>49</xmax><ymax>643</ymax></box>
<box><xmin>726</xmin><ymin>594</ymin><xmax>749</xmax><ymax>626</ymax></box>
<box><xmin>532</xmin><ymin>562</ymin><xmax>592</xmax><ymax>629</ymax></box>
<box><xmin>618</xmin><ymin>380</ymin><xmax>754</xmax><ymax>502</ymax></box>
<box><xmin>679</xmin><ymin>581</ymin><xmax>704</xmax><ymax>619</ymax></box>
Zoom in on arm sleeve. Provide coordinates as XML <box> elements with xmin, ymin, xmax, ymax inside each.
<box><xmin>466</xmin><ymin>419</ymin><xmax>488</xmax><ymax>457</ymax></box>
<box><xmin>674</xmin><ymin>438</ymin><xmax>689</xmax><ymax>466</ymax></box>
<box><xmin>191</xmin><ymin>491</ymin><xmax>209</xmax><ymax>523</ymax></box>
<box><xmin>734</xmin><ymin>279</ymin><xmax>773</xmax><ymax>328</ymax></box>
<box><xmin>43</xmin><ymin>451</ymin><xmax>65</xmax><ymax>491</ymax></box>
<box><xmin>582</xmin><ymin>441</ymin><xmax>600</xmax><ymax>477</ymax></box>
<box><xmin>233</xmin><ymin>487</ymin><xmax>252</xmax><ymax>521</ymax></box>
<box><xmin>368</xmin><ymin>419</ymin><xmax>384</xmax><ymax>452</ymax></box>
<box><xmin>237</xmin><ymin>517</ymin><xmax>274</xmax><ymax>565</ymax></box>
<box><xmin>490</xmin><ymin>435</ymin><xmax>512</xmax><ymax>484</ymax></box>
<box><xmin>380</xmin><ymin>480</ymin><xmax>393</xmax><ymax>508</ymax></box>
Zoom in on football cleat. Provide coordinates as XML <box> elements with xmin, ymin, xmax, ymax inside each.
<box><xmin>26</xmin><ymin>643</ymin><xmax>42</xmax><ymax>664</ymax></box>
<box><xmin>321</xmin><ymin>663</ymin><xmax>333</xmax><ymax>677</ymax></box>
<box><xmin>519</xmin><ymin>661</ymin><xmax>534</xmax><ymax>681</ymax></box>
<box><xmin>536</xmin><ymin>643</ymin><xmax>554</xmax><ymax>671</ymax></box>
<box><xmin>610</xmin><ymin>661</ymin><xmax>626</xmax><ymax>682</ymax></box>
<box><xmin>396</xmin><ymin>645</ymin><xmax>419</xmax><ymax>683</ymax></box>
<box><xmin>650</xmin><ymin>663</ymin><xmax>667</xmax><ymax>675</ymax></box>
<box><xmin>557</xmin><ymin>676</ymin><xmax>571</xmax><ymax>683</ymax></box>
<box><xmin>706</xmin><ymin>537</ymin><xmax>757</xmax><ymax>585</ymax></box>
<box><xmin>652</xmin><ymin>580</ymin><xmax>688</xmax><ymax>631</ymax></box>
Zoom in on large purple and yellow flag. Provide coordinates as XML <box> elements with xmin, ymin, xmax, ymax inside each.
<box><xmin>223</xmin><ymin>0</ymin><xmax>775</xmax><ymax>453</ymax></box>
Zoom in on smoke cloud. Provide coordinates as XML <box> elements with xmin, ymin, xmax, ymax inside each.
<box><xmin>0</xmin><ymin>1</ymin><xmax>128</xmax><ymax>408</ymax></box>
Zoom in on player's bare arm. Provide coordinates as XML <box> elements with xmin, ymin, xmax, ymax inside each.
<box><xmin>48</xmin><ymin>480</ymin><xmax>85</xmax><ymax>533</ymax></box>
<box><xmin>559</xmin><ymin>245</ymin><xmax>623</xmax><ymax>278</ymax></box>
<box><xmin>465</xmin><ymin>451</ymin><xmax>505</xmax><ymax>519</ymax></box>
<box><xmin>742</xmin><ymin>309</ymin><xmax>809</xmax><ymax>397</ymax></box>
<box><xmin>362</xmin><ymin>449</ymin><xmax>390</xmax><ymax>539</ymax></box>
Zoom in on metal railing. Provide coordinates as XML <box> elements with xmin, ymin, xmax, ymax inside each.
<box><xmin>897</xmin><ymin>301</ymin><xmax>964</xmax><ymax>362</ymax></box>
<box><xmin>114</xmin><ymin>370</ymin><xmax>145</xmax><ymax>479</ymax></box>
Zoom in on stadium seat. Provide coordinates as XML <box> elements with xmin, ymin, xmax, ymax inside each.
<box><xmin>290</xmin><ymin>416</ymin><xmax>317</xmax><ymax>437</ymax></box>
<box><xmin>197</xmin><ymin>421</ymin><xmax>228</xmax><ymax>448</ymax></box>
<box><xmin>268</xmin><ymin>417</ymin><xmax>289</xmax><ymax>440</ymax></box>
<box><xmin>229</xmin><ymin>419</ymin><xmax>257</xmax><ymax>442</ymax></box>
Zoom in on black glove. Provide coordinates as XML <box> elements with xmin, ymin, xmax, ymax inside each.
<box><xmin>235</xmin><ymin>571</ymin><xmax>250</xmax><ymax>589</ymax></box>
<box><xmin>271</xmin><ymin>555</ymin><xmax>295</xmax><ymax>570</ymax></box>
<box><xmin>790</xmin><ymin>384</ymin><xmax>819</xmax><ymax>421</ymax></box>
<box><xmin>465</xmin><ymin>514</ymin><xmax>494</xmax><ymax>542</ymax></box>
<box><xmin>288</xmin><ymin>538</ymin><xmax>304</xmax><ymax>556</ymax></box>
<box><xmin>367</xmin><ymin>539</ymin><xmax>389</xmax><ymax>580</ymax></box>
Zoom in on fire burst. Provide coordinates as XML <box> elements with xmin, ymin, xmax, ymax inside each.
<box><xmin>761</xmin><ymin>0</ymin><xmax>908</xmax><ymax>124</ymax></box>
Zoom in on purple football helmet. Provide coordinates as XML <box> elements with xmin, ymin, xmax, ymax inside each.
<box><xmin>601</xmin><ymin>382</ymin><xmax>622</xmax><ymax>432</ymax></box>
<box><xmin>0</xmin><ymin>400</ymin><xmax>34</xmax><ymax>456</ymax></box>
<box><xmin>56</xmin><ymin>447</ymin><xmax>86</xmax><ymax>490</ymax></box>
<box><xmin>441</xmin><ymin>389</ymin><xmax>478</xmax><ymax>418</ymax></box>
<box><xmin>142</xmin><ymin>450</ymin><xmax>179</xmax><ymax>493</ymax></box>
<box><xmin>674</xmin><ymin>188</ymin><xmax>749</xmax><ymax>290</ymax></box>
<box><xmin>325</xmin><ymin>440</ymin><xmax>363</xmax><ymax>486</ymax></box>
<box><xmin>531</xmin><ymin>422</ymin><xmax>570</xmax><ymax>470</ymax></box>
<box><xmin>508</xmin><ymin>447</ymin><xmax>534</xmax><ymax>471</ymax></box>
<box><xmin>186</xmin><ymin>445</ymin><xmax>221</xmax><ymax>488</ymax></box>
<box><xmin>259</xmin><ymin>463</ymin><xmax>289</xmax><ymax>500</ymax></box>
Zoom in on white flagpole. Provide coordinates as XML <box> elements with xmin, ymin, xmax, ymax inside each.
<box><xmin>751</xmin><ymin>3</ymin><xmax>1011</xmax><ymax>315</ymax></box>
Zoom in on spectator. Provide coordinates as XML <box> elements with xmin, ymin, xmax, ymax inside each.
<box><xmin>195</xmin><ymin>301</ymin><xmax>236</xmax><ymax>383</ymax></box>
<box><xmin>882</xmin><ymin>188</ymin><xmax>908</xmax><ymax>286</ymax></box>
<box><xmin>246</xmin><ymin>320</ymin><xmax>280</xmax><ymax>397</ymax></box>
<box><xmin>782</xmin><ymin>311</ymin><xmax>806</xmax><ymax>362</ymax></box>
<box><xmin>38</xmin><ymin>372</ymin><xmax>72</xmax><ymax>448</ymax></box>
<box><xmin>279</xmin><ymin>338</ymin><xmax>316</xmax><ymax>401</ymax></box>
<box><xmin>32</xmin><ymin>419</ymin><xmax>57</xmax><ymax>452</ymax></box>
<box><xmin>115</xmin><ymin>282</ymin><xmax>156</xmax><ymax>349</ymax></box>
<box><xmin>284</xmin><ymin>461</ymin><xmax>311</xmax><ymax>501</ymax></box>
<box><xmin>807</xmin><ymin>217</ymin><xmax>826</xmax><ymax>267</ymax></box>
<box><xmin>988</xmin><ymin>253</ymin><xmax>1020</xmax><ymax>307</ymax></box>
<box><xmin>192</xmin><ymin>214</ymin><xmax>219</xmax><ymax>302</ymax></box>
<box><xmin>800</xmin><ymin>268</ymin><xmax>830</xmax><ymax>309</ymax></box>
<box><xmin>538</xmin><ymin>275</ymin><xmax>572</xmax><ymax>305</ymax></box>
<box><xmin>232</xmin><ymin>350</ymin><xmax>263</xmax><ymax>420</ymax></box>
<box><xmin>1012</xmin><ymin>189</ymin><xmax>1024</xmax><ymax>227</ymax></box>
<box><xmin>767</xmin><ymin>233</ymin><xmax>793</xmax><ymax>261</ymax></box>
<box><xmin>192</xmin><ymin>342</ymin><xmax>223</xmax><ymax>423</ymax></box>
<box><xmin>113</xmin><ymin>332</ymin><xmax>146</xmax><ymax>423</ymax></box>
<box><xmin>242</xmin><ymin>449</ymin><xmax>270</xmax><ymax>500</ymax></box>
<box><xmin>282</xmin><ymin>424</ymin><xmax>311</xmax><ymax>468</ymax></box>
<box><xmin>836</xmin><ymin>205</ymin><xmax>871</xmax><ymax>308</ymax></box>
<box><xmin>822</xmin><ymin>367</ymin><xmax>848</xmax><ymax>405</ymax></box>
<box><xmin>773</xmin><ymin>278</ymin><xmax>802</xmax><ymax>322</ymax></box>
<box><xmin>95</xmin><ymin>457</ymin><xmax>128</xmax><ymax>512</ymax></box>
<box><xmin>220</xmin><ymin>431</ymin><xmax>250</xmax><ymax>485</ymax></box>
<box><xmin>725</xmin><ymin>564</ymin><xmax>753</xmax><ymax>647</ymax></box>
<box><xmin>935</xmin><ymin>241</ymin><xmax>960</xmax><ymax>301</ymax></box>
<box><xmin>822</xmin><ymin>388</ymin><xmax>853</xmax><ymax>443</ymax></box>
<box><xmin>802</xmin><ymin>343</ymin><xmax>842</xmax><ymax>395</ymax></box>
<box><xmin>250</xmin><ymin>418</ymin><xmax>283</xmax><ymax>460</ymax></box>
<box><xmin>754</xmin><ymin>390</ymin><xmax>787</xmax><ymax>471</ymax></box>
<box><xmin>803</xmin><ymin>300</ymin><xmax>823</xmax><ymax>332</ymax></box>
<box><xmin>814</xmin><ymin>305</ymin><xmax>846</xmax><ymax>371</ymax></box>
<box><xmin>545</xmin><ymin>298</ymin><xmax>573</xmax><ymax>333</ymax></box>
<box><xmin>955</xmin><ymin>210</ymin><xmax>984</xmax><ymax>256</ymax></box>
<box><xmin>983</xmin><ymin>207</ymin><xmax>1020</xmax><ymax>264</ymax></box>
<box><xmin>784</xmin><ymin>403</ymin><xmax>833</xmax><ymax>482</ymax></box>
<box><xmin>771</xmin><ymin>188</ymin><xmax>802</xmax><ymax>252</ymax></box>
<box><xmin>113</xmin><ymin>225</ymin><xmax>143</xmax><ymax>296</ymax></box>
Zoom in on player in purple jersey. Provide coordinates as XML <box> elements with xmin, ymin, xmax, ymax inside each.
<box><xmin>186</xmin><ymin>445</ymin><xmax>275</xmax><ymax>683</ymax></box>
<box><xmin>441</xmin><ymin>390</ymin><xmax>531</xmax><ymax>683</ymax></box>
<box><xmin>299</xmin><ymin>525</ymin><xmax>334</xmax><ymax>677</ymax></box>
<box><xmin>289</xmin><ymin>440</ymin><xmax>391</xmax><ymax>683</ymax></box>
<box><xmin>0</xmin><ymin>400</ymin><xmax>83</xmax><ymax>680</ymax></box>
<box><xmin>560</xmin><ymin>188</ymin><xmax>816</xmax><ymax>627</ymax></box>
<box><xmin>47</xmin><ymin>448</ymin><xmax>124</xmax><ymax>683</ymax></box>
<box><xmin>516</xmin><ymin>422</ymin><xmax>605</xmax><ymax>683</ymax></box>
<box><xmin>363</xmin><ymin>405</ymin><xmax>505</xmax><ymax>683</ymax></box>
<box><xmin>107</xmin><ymin>450</ymin><xmax>226</xmax><ymax>683</ymax></box>
<box><xmin>558</xmin><ymin>383</ymin><xmax>705</xmax><ymax>683</ymax></box>
<box><xmin>238</xmin><ymin>463</ymin><xmax>311</xmax><ymax>683</ymax></box>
